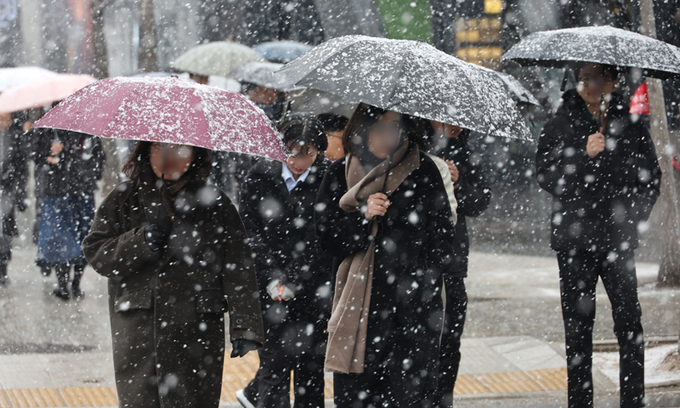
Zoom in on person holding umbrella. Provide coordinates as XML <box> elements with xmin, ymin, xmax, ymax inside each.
<box><xmin>536</xmin><ymin>62</ymin><xmax>661</xmax><ymax>408</ymax></box>
<box><xmin>34</xmin><ymin>76</ymin><xmax>289</xmax><ymax>408</ymax></box>
<box><xmin>315</xmin><ymin>103</ymin><xmax>457</xmax><ymax>407</ymax></box>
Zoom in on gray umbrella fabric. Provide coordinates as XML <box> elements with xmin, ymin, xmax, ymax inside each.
<box><xmin>172</xmin><ymin>41</ymin><xmax>264</xmax><ymax>78</ymax></box>
<box><xmin>277</xmin><ymin>35</ymin><xmax>532</xmax><ymax>141</ymax></box>
<box><xmin>229</xmin><ymin>62</ymin><xmax>300</xmax><ymax>92</ymax></box>
<box><xmin>502</xmin><ymin>25</ymin><xmax>680</xmax><ymax>80</ymax></box>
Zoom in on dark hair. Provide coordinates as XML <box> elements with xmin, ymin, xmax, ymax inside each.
<box><xmin>278</xmin><ymin>113</ymin><xmax>328</xmax><ymax>152</ymax></box>
<box><xmin>574</xmin><ymin>62</ymin><xmax>617</xmax><ymax>80</ymax></box>
<box><xmin>122</xmin><ymin>141</ymin><xmax>212</xmax><ymax>183</ymax></box>
<box><xmin>317</xmin><ymin>113</ymin><xmax>349</xmax><ymax>132</ymax></box>
<box><xmin>341</xmin><ymin>103</ymin><xmax>429</xmax><ymax>155</ymax></box>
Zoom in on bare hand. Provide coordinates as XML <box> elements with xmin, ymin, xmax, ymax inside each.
<box><xmin>586</xmin><ymin>129</ymin><xmax>605</xmax><ymax>158</ymax></box>
<box><xmin>446</xmin><ymin>160</ymin><xmax>459</xmax><ymax>184</ymax></box>
<box><xmin>272</xmin><ymin>282</ymin><xmax>288</xmax><ymax>302</ymax></box>
<box><xmin>365</xmin><ymin>193</ymin><xmax>390</xmax><ymax>221</ymax></box>
<box><xmin>46</xmin><ymin>156</ymin><xmax>59</xmax><ymax>165</ymax></box>
<box><xmin>51</xmin><ymin>141</ymin><xmax>64</xmax><ymax>156</ymax></box>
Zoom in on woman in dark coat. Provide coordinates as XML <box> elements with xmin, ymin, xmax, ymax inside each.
<box><xmin>536</xmin><ymin>63</ymin><xmax>661</xmax><ymax>408</ymax></box>
<box><xmin>237</xmin><ymin>114</ymin><xmax>332</xmax><ymax>408</ymax></box>
<box><xmin>83</xmin><ymin>141</ymin><xmax>264</xmax><ymax>408</ymax></box>
<box><xmin>426</xmin><ymin>122</ymin><xmax>490</xmax><ymax>408</ymax></box>
<box><xmin>315</xmin><ymin>103</ymin><xmax>456</xmax><ymax>407</ymax></box>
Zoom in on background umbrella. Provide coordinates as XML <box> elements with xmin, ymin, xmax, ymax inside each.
<box><xmin>502</xmin><ymin>25</ymin><xmax>680</xmax><ymax>80</ymax></box>
<box><xmin>0</xmin><ymin>66</ymin><xmax>57</xmax><ymax>93</ymax></box>
<box><xmin>277</xmin><ymin>35</ymin><xmax>532</xmax><ymax>140</ymax></box>
<box><xmin>0</xmin><ymin>74</ymin><xmax>96</xmax><ymax>114</ymax></box>
<box><xmin>172</xmin><ymin>41</ymin><xmax>264</xmax><ymax>78</ymax></box>
<box><xmin>229</xmin><ymin>62</ymin><xmax>300</xmax><ymax>92</ymax></box>
<box><xmin>33</xmin><ymin>77</ymin><xmax>289</xmax><ymax>162</ymax></box>
<box><xmin>254</xmin><ymin>41</ymin><xmax>312</xmax><ymax>63</ymax></box>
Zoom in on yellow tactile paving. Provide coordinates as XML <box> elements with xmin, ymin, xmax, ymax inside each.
<box><xmin>59</xmin><ymin>387</ymin><xmax>118</xmax><ymax>407</ymax></box>
<box><xmin>0</xmin><ymin>391</ymin><xmax>11</xmax><ymax>408</ymax></box>
<box><xmin>6</xmin><ymin>388</ymin><xmax>66</xmax><ymax>408</ymax></box>
<box><xmin>474</xmin><ymin>371</ymin><xmax>546</xmax><ymax>394</ymax></box>
<box><xmin>454</xmin><ymin>374</ymin><xmax>493</xmax><ymax>395</ymax></box>
<box><xmin>526</xmin><ymin>367</ymin><xmax>568</xmax><ymax>391</ymax></box>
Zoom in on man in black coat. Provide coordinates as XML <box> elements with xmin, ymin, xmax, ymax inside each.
<box><xmin>237</xmin><ymin>114</ymin><xmax>332</xmax><ymax>408</ymax></box>
<box><xmin>427</xmin><ymin>124</ymin><xmax>490</xmax><ymax>408</ymax></box>
<box><xmin>536</xmin><ymin>63</ymin><xmax>661</xmax><ymax>408</ymax></box>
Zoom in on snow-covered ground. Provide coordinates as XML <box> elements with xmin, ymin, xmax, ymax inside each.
<box><xmin>594</xmin><ymin>344</ymin><xmax>680</xmax><ymax>388</ymax></box>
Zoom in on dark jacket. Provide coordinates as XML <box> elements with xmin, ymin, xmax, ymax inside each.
<box><xmin>83</xmin><ymin>166</ymin><xmax>264</xmax><ymax>408</ymax></box>
<box><xmin>33</xmin><ymin>128</ymin><xmax>70</xmax><ymax>198</ymax></box>
<box><xmin>536</xmin><ymin>89</ymin><xmax>661</xmax><ymax>253</ymax></box>
<box><xmin>0</xmin><ymin>117</ymin><xmax>30</xmax><ymax>238</ymax></box>
<box><xmin>67</xmin><ymin>135</ymin><xmax>105</xmax><ymax>196</ymax></box>
<box><xmin>430</xmin><ymin>131</ymin><xmax>490</xmax><ymax>277</ymax></box>
<box><xmin>239</xmin><ymin>156</ymin><xmax>332</xmax><ymax>315</ymax></box>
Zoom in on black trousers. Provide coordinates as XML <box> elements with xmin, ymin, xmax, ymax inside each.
<box><xmin>434</xmin><ymin>276</ymin><xmax>467</xmax><ymax>408</ymax></box>
<box><xmin>557</xmin><ymin>250</ymin><xmax>644</xmax><ymax>408</ymax></box>
<box><xmin>245</xmin><ymin>300</ymin><xmax>327</xmax><ymax>408</ymax></box>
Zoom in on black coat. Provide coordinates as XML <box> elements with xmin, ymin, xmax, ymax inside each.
<box><xmin>0</xmin><ymin>117</ymin><xmax>30</xmax><ymax>238</ymax></box>
<box><xmin>33</xmin><ymin>128</ymin><xmax>69</xmax><ymax>198</ymax></box>
<box><xmin>315</xmin><ymin>151</ymin><xmax>456</xmax><ymax>398</ymax></box>
<box><xmin>430</xmin><ymin>131</ymin><xmax>490</xmax><ymax>277</ymax></box>
<box><xmin>67</xmin><ymin>134</ymin><xmax>105</xmax><ymax>196</ymax></box>
<box><xmin>536</xmin><ymin>89</ymin><xmax>661</xmax><ymax>253</ymax></box>
<box><xmin>239</xmin><ymin>156</ymin><xmax>332</xmax><ymax>316</ymax></box>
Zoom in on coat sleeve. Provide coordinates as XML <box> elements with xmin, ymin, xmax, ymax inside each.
<box><xmin>536</xmin><ymin>116</ymin><xmax>600</xmax><ymax>200</ymax></box>
<box><xmin>82</xmin><ymin>184</ymin><xmax>161</xmax><ymax>279</ymax></box>
<box><xmin>447</xmin><ymin>140</ymin><xmax>490</xmax><ymax>218</ymax></box>
<box><xmin>314</xmin><ymin>160</ymin><xmax>372</xmax><ymax>259</ymax></box>
<box><xmin>219</xmin><ymin>196</ymin><xmax>265</xmax><ymax>346</ymax></box>
<box><xmin>238</xmin><ymin>169</ymin><xmax>285</xmax><ymax>286</ymax></box>
<box><xmin>632</xmin><ymin>126</ymin><xmax>661</xmax><ymax>222</ymax></box>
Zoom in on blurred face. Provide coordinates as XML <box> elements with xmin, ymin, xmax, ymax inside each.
<box><xmin>190</xmin><ymin>74</ymin><xmax>209</xmax><ymax>85</ymax></box>
<box><xmin>430</xmin><ymin>120</ymin><xmax>462</xmax><ymax>139</ymax></box>
<box><xmin>367</xmin><ymin>111</ymin><xmax>402</xmax><ymax>160</ymax></box>
<box><xmin>576</xmin><ymin>63</ymin><xmax>615</xmax><ymax>105</ymax></box>
<box><xmin>286</xmin><ymin>142</ymin><xmax>318</xmax><ymax>180</ymax></box>
<box><xmin>247</xmin><ymin>85</ymin><xmax>280</xmax><ymax>105</ymax></box>
<box><xmin>325</xmin><ymin>130</ymin><xmax>345</xmax><ymax>161</ymax></box>
<box><xmin>149</xmin><ymin>143</ymin><xmax>194</xmax><ymax>180</ymax></box>
<box><xmin>0</xmin><ymin>113</ymin><xmax>11</xmax><ymax>132</ymax></box>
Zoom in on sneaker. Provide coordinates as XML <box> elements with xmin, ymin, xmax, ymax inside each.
<box><xmin>235</xmin><ymin>389</ymin><xmax>256</xmax><ymax>408</ymax></box>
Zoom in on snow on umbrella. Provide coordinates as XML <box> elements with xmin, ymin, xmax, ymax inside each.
<box><xmin>229</xmin><ymin>62</ymin><xmax>300</xmax><ymax>92</ymax></box>
<box><xmin>502</xmin><ymin>25</ymin><xmax>680</xmax><ymax>80</ymax></box>
<box><xmin>0</xmin><ymin>73</ymin><xmax>96</xmax><ymax>114</ymax></box>
<box><xmin>0</xmin><ymin>66</ymin><xmax>57</xmax><ymax>93</ymax></box>
<box><xmin>254</xmin><ymin>41</ymin><xmax>313</xmax><ymax>64</ymax></box>
<box><xmin>33</xmin><ymin>77</ymin><xmax>289</xmax><ymax>162</ymax></box>
<box><xmin>495</xmin><ymin>71</ymin><xmax>540</xmax><ymax>106</ymax></box>
<box><xmin>276</xmin><ymin>35</ymin><xmax>532</xmax><ymax>140</ymax></box>
<box><xmin>172</xmin><ymin>41</ymin><xmax>264</xmax><ymax>78</ymax></box>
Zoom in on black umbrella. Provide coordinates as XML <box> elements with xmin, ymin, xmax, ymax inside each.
<box><xmin>502</xmin><ymin>25</ymin><xmax>680</xmax><ymax>80</ymax></box>
<box><xmin>276</xmin><ymin>35</ymin><xmax>532</xmax><ymax>141</ymax></box>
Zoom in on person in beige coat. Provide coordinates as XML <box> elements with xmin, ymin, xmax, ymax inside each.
<box><xmin>83</xmin><ymin>141</ymin><xmax>264</xmax><ymax>408</ymax></box>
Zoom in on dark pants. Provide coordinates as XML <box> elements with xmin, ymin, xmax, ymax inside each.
<box><xmin>435</xmin><ymin>276</ymin><xmax>467</xmax><ymax>408</ymax></box>
<box><xmin>244</xmin><ymin>300</ymin><xmax>327</xmax><ymax>408</ymax></box>
<box><xmin>333</xmin><ymin>301</ymin><xmax>441</xmax><ymax>408</ymax></box>
<box><xmin>557</xmin><ymin>250</ymin><xmax>644</xmax><ymax>408</ymax></box>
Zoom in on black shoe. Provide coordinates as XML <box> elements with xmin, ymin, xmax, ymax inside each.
<box><xmin>52</xmin><ymin>288</ymin><xmax>70</xmax><ymax>300</ymax></box>
<box><xmin>40</xmin><ymin>265</ymin><xmax>51</xmax><ymax>277</ymax></box>
<box><xmin>72</xmin><ymin>287</ymin><xmax>85</xmax><ymax>300</ymax></box>
<box><xmin>0</xmin><ymin>275</ymin><xmax>9</xmax><ymax>287</ymax></box>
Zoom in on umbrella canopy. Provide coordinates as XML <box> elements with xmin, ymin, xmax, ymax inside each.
<box><xmin>172</xmin><ymin>41</ymin><xmax>264</xmax><ymax>78</ymax></box>
<box><xmin>502</xmin><ymin>25</ymin><xmax>680</xmax><ymax>80</ymax></box>
<box><xmin>277</xmin><ymin>35</ymin><xmax>531</xmax><ymax>140</ymax></box>
<box><xmin>34</xmin><ymin>77</ymin><xmax>289</xmax><ymax>162</ymax></box>
<box><xmin>254</xmin><ymin>41</ymin><xmax>313</xmax><ymax>63</ymax></box>
<box><xmin>229</xmin><ymin>62</ymin><xmax>299</xmax><ymax>92</ymax></box>
<box><xmin>0</xmin><ymin>74</ymin><xmax>96</xmax><ymax>114</ymax></box>
<box><xmin>0</xmin><ymin>66</ymin><xmax>57</xmax><ymax>93</ymax></box>
<box><xmin>495</xmin><ymin>71</ymin><xmax>540</xmax><ymax>106</ymax></box>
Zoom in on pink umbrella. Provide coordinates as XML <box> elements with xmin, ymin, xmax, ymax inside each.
<box><xmin>34</xmin><ymin>76</ymin><xmax>289</xmax><ymax>162</ymax></box>
<box><xmin>0</xmin><ymin>73</ymin><xmax>96</xmax><ymax>114</ymax></box>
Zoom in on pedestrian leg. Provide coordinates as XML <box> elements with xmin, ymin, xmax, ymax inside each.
<box><xmin>53</xmin><ymin>262</ymin><xmax>70</xmax><ymax>300</ymax></box>
<box><xmin>600</xmin><ymin>250</ymin><xmax>644</xmax><ymax>408</ymax></box>
<box><xmin>72</xmin><ymin>260</ymin><xmax>85</xmax><ymax>299</ymax></box>
<box><xmin>436</xmin><ymin>276</ymin><xmax>468</xmax><ymax>408</ymax></box>
<box><xmin>558</xmin><ymin>251</ymin><xmax>599</xmax><ymax>408</ymax></box>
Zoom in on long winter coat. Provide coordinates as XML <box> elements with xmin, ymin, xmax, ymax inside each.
<box><xmin>83</xmin><ymin>166</ymin><xmax>264</xmax><ymax>408</ymax></box>
<box><xmin>315</xmin><ymin>150</ymin><xmax>456</xmax><ymax>403</ymax></box>
<box><xmin>536</xmin><ymin>89</ymin><xmax>661</xmax><ymax>253</ymax></box>
<box><xmin>430</xmin><ymin>131</ymin><xmax>490</xmax><ymax>277</ymax></box>
<box><xmin>239</xmin><ymin>156</ymin><xmax>332</xmax><ymax>315</ymax></box>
